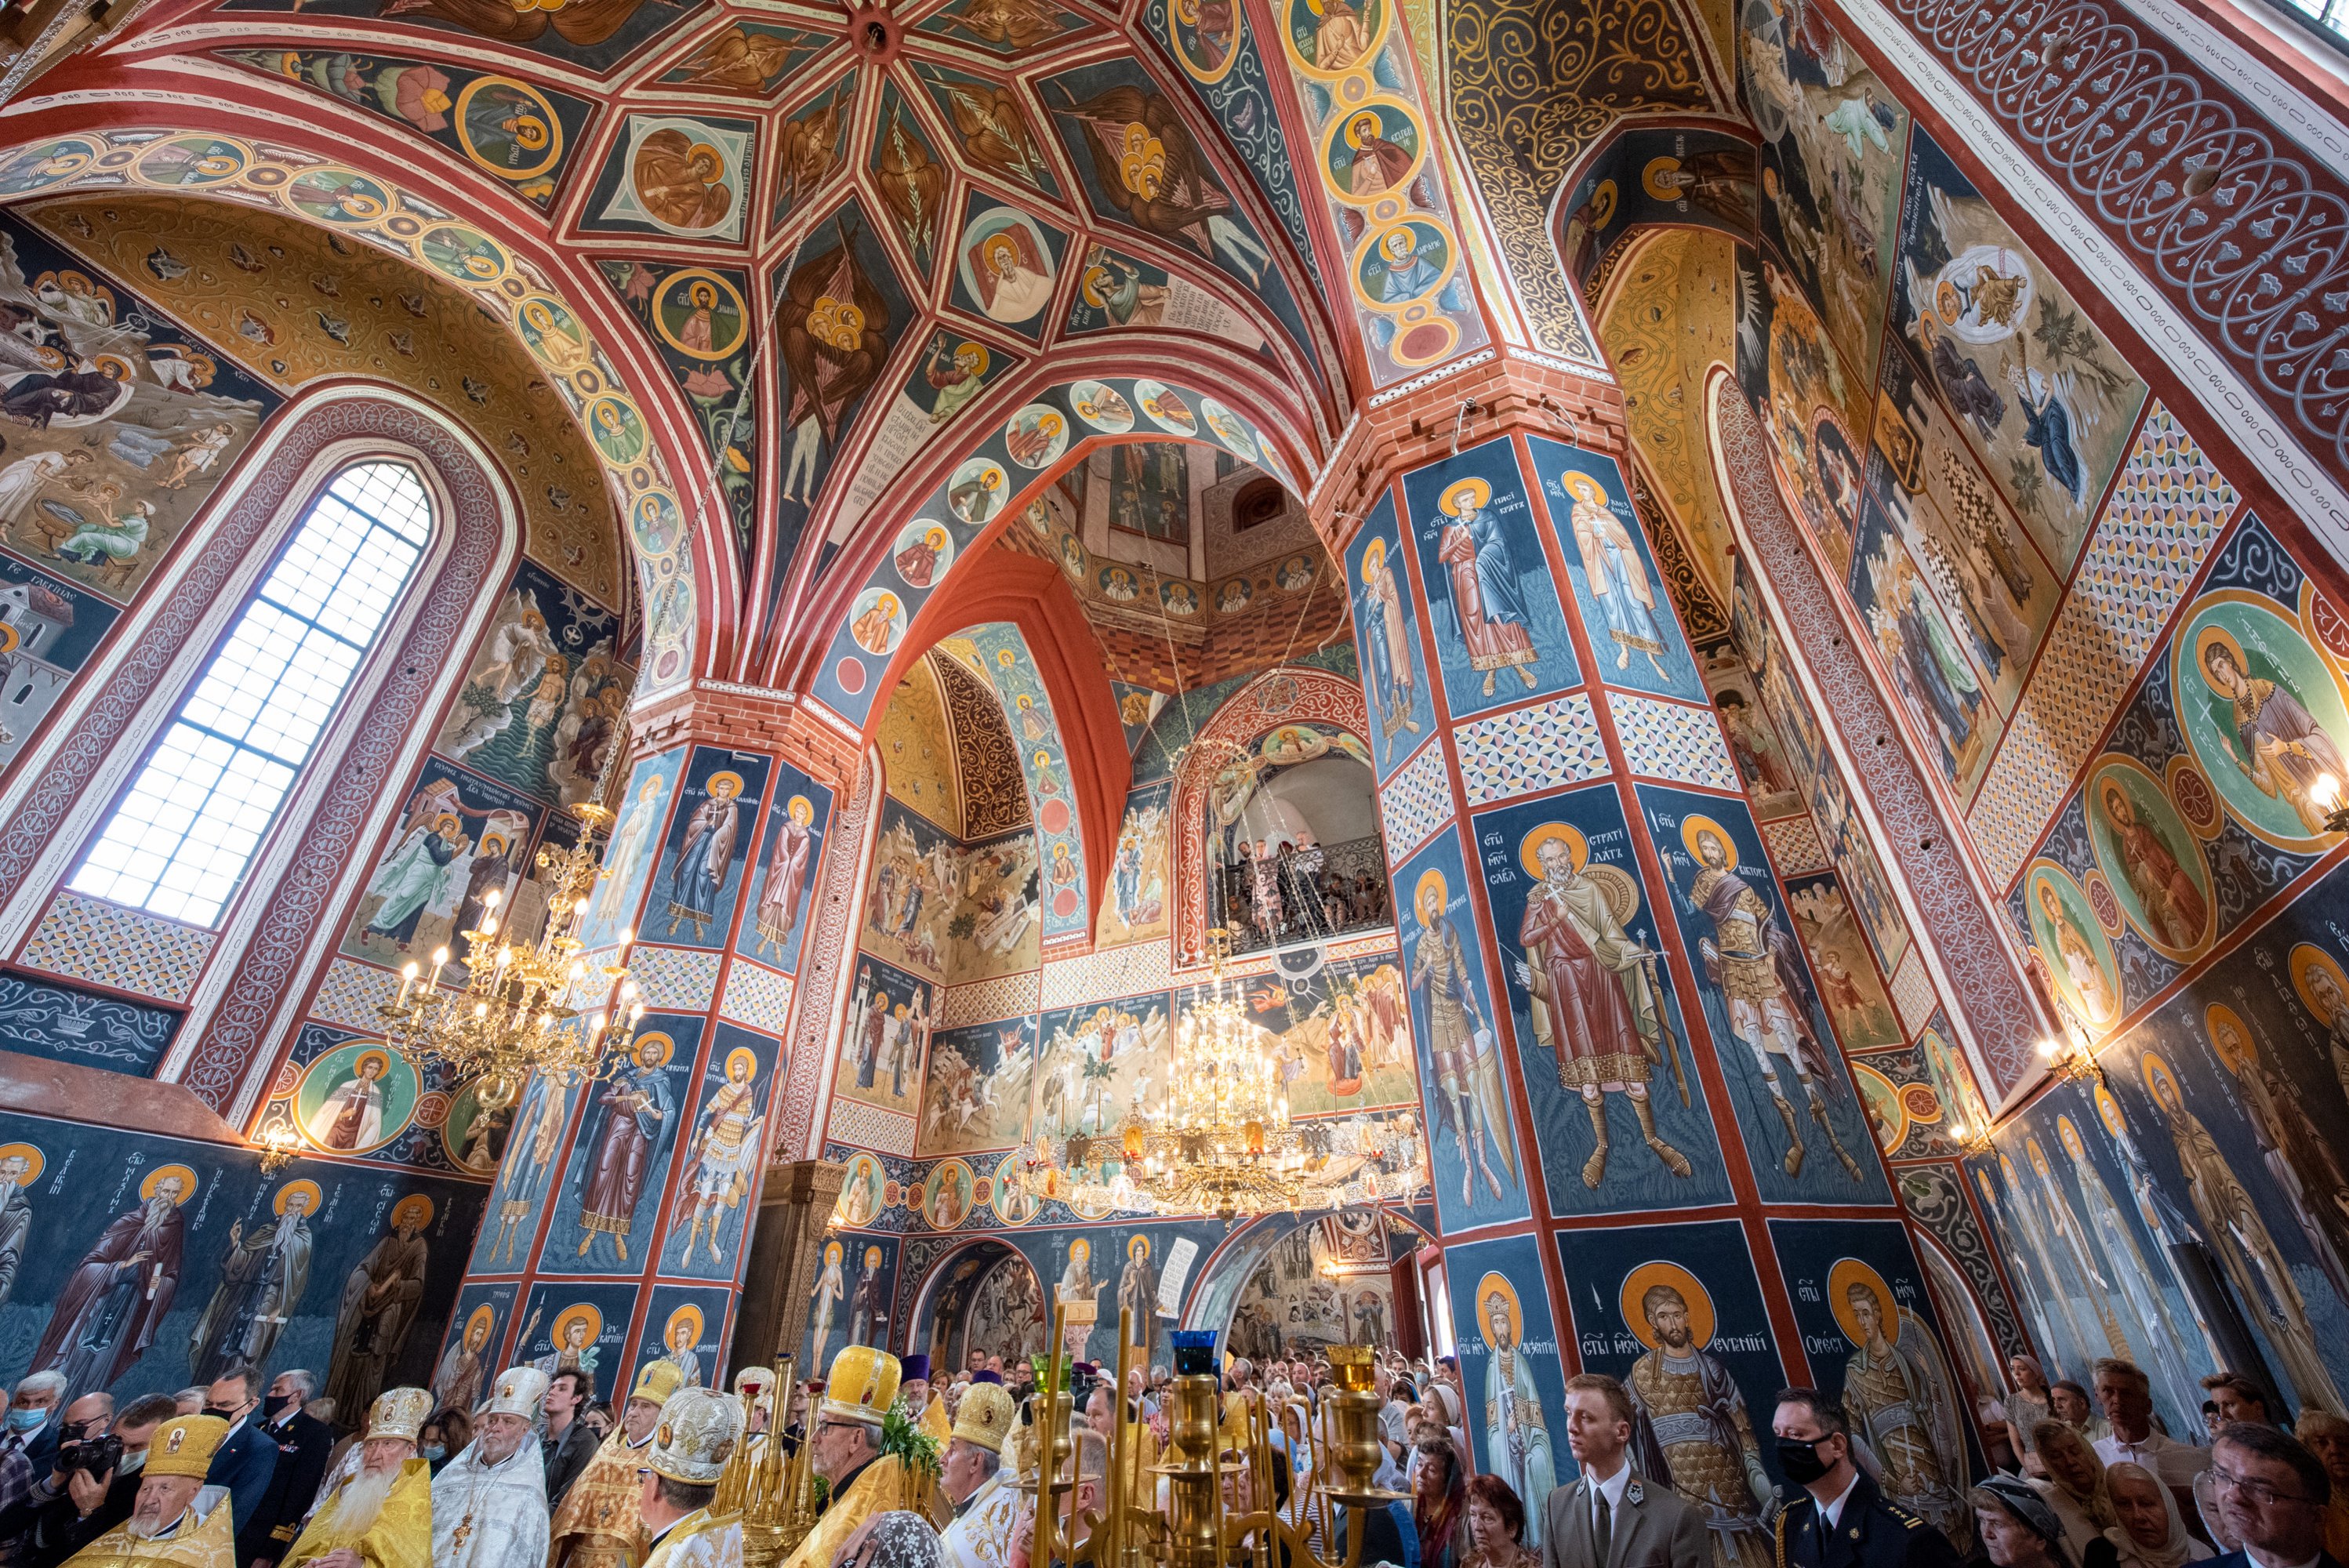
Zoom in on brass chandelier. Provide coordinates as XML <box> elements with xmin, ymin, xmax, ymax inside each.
<box><xmin>1030</xmin><ymin>929</ymin><xmax>1426</xmax><ymax>1221</ymax></box>
<box><xmin>376</xmin><ymin>782</ymin><xmax>645</xmax><ymax>1113</ymax></box>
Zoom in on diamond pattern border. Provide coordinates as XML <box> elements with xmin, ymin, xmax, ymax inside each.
<box><xmin>720</xmin><ymin>959</ymin><xmax>796</xmax><ymax>1037</ymax></box>
<box><xmin>1609</xmin><ymin>693</ymin><xmax>1739</xmax><ymax>790</ymax></box>
<box><xmin>1453</xmin><ymin>693</ymin><xmax>1607</xmax><ymax>805</ymax></box>
<box><xmin>1042</xmin><ymin>942</ymin><xmax>1171</xmax><ymax>1010</ymax></box>
<box><xmin>942</xmin><ymin>967</ymin><xmax>1042</xmax><ymax>1029</ymax></box>
<box><xmin>1378</xmin><ymin>740</ymin><xmax>1456</xmax><ymax>859</ymax></box>
<box><xmin>20</xmin><ymin>891</ymin><xmax>215</xmax><ymax>1004</ymax></box>
<box><xmin>828</xmin><ymin>1094</ymin><xmax>917</xmax><ymax>1156</ymax></box>
<box><xmin>1890</xmin><ymin>947</ymin><xmax>1941</xmax><ymax>1037</ymax></box>
<box><xmin>1970</xmin><ymin>402</ymin><xmax>2238</xmax><ymax>887</ymax></box>
<box><xmin>1759</xmin><ymin>816</ymin><xmax>1830</xmax><ymax>877</ymax></box>
<box><xmin>312</xmin><ymin>958</ymin><xmax>398</xmax><ymax>1033</ymax></box>
<box><xmin>631</xmin><ymin>943</ymin><xmax>721</xmax><ymax>1012</ymax></box>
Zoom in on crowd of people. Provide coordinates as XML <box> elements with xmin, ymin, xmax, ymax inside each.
<box><xmin>1214</xmin><ymin>836</ymin><xmax>1390</xmax><ymax>948</ymax></box>
<box><xmin>4</xmin><ymin>1337</ymin><xmax>2338</xmax><ymax>1568</ymax></box>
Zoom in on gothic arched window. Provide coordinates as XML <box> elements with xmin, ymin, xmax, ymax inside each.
<box><xmin>69</xmin><ymin>460</ymin><xmax>433</xmax><ymax>925</ymax></box>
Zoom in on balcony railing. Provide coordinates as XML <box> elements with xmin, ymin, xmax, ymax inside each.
<box><xmin>1211</xmin><ymin>833</ymin><xmax>1392</xmax><ymax>954</ymax></box>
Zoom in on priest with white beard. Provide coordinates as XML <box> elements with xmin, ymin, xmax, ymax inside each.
<box><xmin>430</xmin><ymin>1368</ymin><xmax>551</xmax><ymax>1568</ymax></box>
<box><xmin>280</xmin><ymin>1387</ymin><xmax>432</xmax><ymax>1568</ymax></box>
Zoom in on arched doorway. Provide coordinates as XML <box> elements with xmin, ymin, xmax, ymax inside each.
<box><xmin>1184</xmin><ymin>1208</ymin><xmax>1428</xmax><ymax>1364</ymax></box>
<box><xmin>908</xmin><ymin>1240</ymin><xmax>1049</xmax><ymax>1376</ymax></box>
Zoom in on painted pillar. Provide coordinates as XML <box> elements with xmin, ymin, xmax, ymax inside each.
<box><xmin>429</xmin><ymin>688</ymin><xmax>859</xmax><ymax>1408</ymax></box>
<box><xmin>1320</xmin><ymin>351</ymin><xmax>1985</xmax><ymax>1546</ymax></box>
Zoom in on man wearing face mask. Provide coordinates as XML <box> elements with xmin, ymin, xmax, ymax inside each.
<box><xmin>240</xmin><ymin>1372</ymin><xmax>331</xmax><ymax>1568</ymax></box>
<box><xmin>1770</xmin><ymin>1388</ymin><xmax>1962</xmax><ymax>1568</ymax></box>
<box><xmin>9</xmin><ymin>1393</ymin><xmax>177</xmax><ymax>1568</ymax></box>
<box><xmin>196</xmin><ymin>1369</ymin><xmax>275</xmax><ymax>1545</ymax></box>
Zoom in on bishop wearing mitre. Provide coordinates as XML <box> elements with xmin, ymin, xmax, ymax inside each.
<box><xmin>780</xmin><ymin>1347</ymin><xmax>948</xmax><ymax>1568</ymax></box>
<box><xmin>637</xmin><ymin>1386</ymin><xmax>746</xmax><ymax>1568</ymax></box>
<box><xmin>938</xmin><ymin>1382</ymin><xmax>1018</xmax><ymax>1568</ymax></box>
<box><xmin>280</xmin><ymin>1387</ymin><xmax>433</xmax><ymax>1568</ymax></box>
<box><xmin>551</xmin><ymin>1359</ymin><xmax>687</xmax><ymax>1568</ymax></box>
<box><xmin>65</xmin><ymin>1415</ymin><xmax>234</xmax><ymax>1568</ymax></box>
<box><xmin>432</xmin><ymin>1368</ymin><xmax>551</xmax><ymax>1568</ymax></box>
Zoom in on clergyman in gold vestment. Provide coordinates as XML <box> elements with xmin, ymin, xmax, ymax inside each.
<box><xmin>780</xmin><ymin>1347</ymin><xmax>948</xmax><ymax>1568</ymax></box>
<box><xmin>551</xmin><ymin>1359</ymin><xmax>689</xmax><ymax>1568</ymax></box>
<box><xmin>279</xmin><ymin>1387</ymin><xmax>434</xmax><ymax>1568</ymax></box>
<box><xmin>64</xmin><ymin>1415</ymin><xmax>236</xmax><ymax>1568</ymax></box>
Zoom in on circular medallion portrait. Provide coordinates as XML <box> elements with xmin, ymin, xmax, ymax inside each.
<box><xmin>296</xmin><ymin>1041</ymin><xmax>420</xmax><ymax>1155</ymax></box>
<box><xmin>456</xmin><ymin>77</ymin><xmax>565</xmax><ymax>184</ymax></box>
<box><xmin>2171</xmin><ymin>590</ymin><xmax>2349</xmax><ymax>848</ymax></box>
<box><xmin>2024</xmin><ymin>862</ymin><xmax>2120</xmax><ymax>1028</ymax></box>
<box><xmin>2083</xmin><ymin>754</ymin><xmax>2213</xmax><ymax>960</ymax></box>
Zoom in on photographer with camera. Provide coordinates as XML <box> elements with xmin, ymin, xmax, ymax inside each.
<box><xmin>1</xmin><ymin>1392</ymin><xmax>176</xmax><ymax>1568</ymax></box>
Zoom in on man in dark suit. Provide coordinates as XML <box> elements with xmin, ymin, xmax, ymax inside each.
<box><xmin>1541</xmin><ymin>1374</ymin><xmax>1708</xmax><ymax>1568</ymax></box>
<box><xmin>200</xmin><ymin>1364</ymin><xmax>279</xmax><ymax>1541</ymax></box>
<box><xmin>1770</xmin><ymin>1388</ymin><xmax>1962</xmax><ymax>1568</ymax></box>
<box><xmin>238</xmin><ymin>1370</ymin><xmax>332</xmax><ymax>1568</ymax></box>
<box><xmin>2198</xmin><ymin>1421</ymin><xmax>2346</xmax><ymax>1568</ymax></box>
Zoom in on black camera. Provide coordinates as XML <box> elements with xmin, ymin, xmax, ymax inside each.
<box><xmin>60</xmin><ymin>1434</ymin><xmax>121</xmax><ymax>1479</ymax></box>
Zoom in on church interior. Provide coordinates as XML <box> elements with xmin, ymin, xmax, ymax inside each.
<box><xmin>0</xmin><ymin>0</ymin><xmax>2344</xmax><ymax>1552</ymax></box>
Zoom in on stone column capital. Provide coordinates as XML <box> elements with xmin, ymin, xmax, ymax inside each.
<box><xmin>627</xmin><ymin>681</ymin><xmax>863</xmax><ymax>793</ymax></box>
<box><xmin>1311</xmin><ymin>349</ymin><xmax>1632</xmax><ymax>557</ymax></box>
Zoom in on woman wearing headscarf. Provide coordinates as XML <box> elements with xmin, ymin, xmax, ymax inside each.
<box><xmin>1425</xmin><ymin>1384</ymin><xmax>1475</xmax><ymax>1480</ymax></box>
<box><xmin>1413</xmin><ymin>1434</ymin><xmax>1471</xmax><ymax>1568</ymax></box>
<box><xmin>1977</xmin><ymin>1475</ymin><xmax>2079</xmax><ymax>1568</ymax></box>
<box><xmin>2033</xmin><ymin>1420</ymin><xmax>2121</xmax><ymax>1565</ymax></box>
<box><xmin>2085</xmin><ymin>1461</ymin><xmax>2210</xmax><ymax>1568</ymax></box>
<box><xmin>837</xmin><ymin>1510</ymin><xmax>945</xmax><ymax>1568</ymax></box>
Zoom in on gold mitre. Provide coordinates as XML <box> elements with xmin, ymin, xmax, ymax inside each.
<box><xmin>950</xmin><ymin>1383</ymin><xmax>1015</xmax><ymax>1455</ymax></box>
<box><xmin>147</xmin><ymin>1415</ymin><xmax>228</xmax><ymax>1479</ymax></box>
<box><xmin>631</xmin><ymin>1359</ymin><xmax>686</xmax><ymax>1409</ymax></box>
<box><xmin>367</xmin><ymin>1387</ymin><xmax>433</xmax><ymax>1443</ymax></box>
<box><xmin>649</xmin><ymin>1388</ymin><xmax>744</xmax><ymax>1485</ymax></box>
<box><xmin>483</xmin><ymin>1366</ymin><xmax>551</xmax><ymax>1421</ymax></box>
<box><xmin>819</xmin><ymin>1345</ymin><xmax>901</xmax><ymax>1427</ymax></box>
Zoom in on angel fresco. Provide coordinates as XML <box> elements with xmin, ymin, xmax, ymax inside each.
<box><xmin>1051</xmin><ymin>83</ymin><xmax>1270</xmax><ymax>284</ymax></box>
<box><xmin>777</xmin><ymin>219</ymin><xmax>888</xmax><ymax>506</ymax></box>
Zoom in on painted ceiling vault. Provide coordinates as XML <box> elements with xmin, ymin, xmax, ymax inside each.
<box><xmin>23</xmin><ymin>0</ymin><xmax>1401</xmax><ymax>680</ymax></box>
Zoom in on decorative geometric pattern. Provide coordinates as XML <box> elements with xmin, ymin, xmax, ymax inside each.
<box><xmin>21</xmin><ymin>891</ymin><xmax>215</xmax><ymax>1004</ymax></box>
<box><xmin>630</xmin><ymin>943</ymin><xmax>721</xmax><ymax>1011</ymax></box>
<box><xmin>1890</xmin><ymin>948</ymin><xmax>1941</xmax><ymax>1037</ymax></box>
<box><xmin>1042</xmin><ymin>942</ymin><xmax>1171</xmax><ymax>1010</ymax></box>
<box><xmin>1609</xmin><ymin>693</ymin><xmax>1739</xmax><ymax>791</ymax></box>
<box><xmin>1970</xmin><ymin>403</ymin><xmax>2238</xmax><ymax>887</ymax></box>
<box><xmin>1379</xmin><ymin>742</ymin><xmax>1457</xmax><ymax>860</ymax></box>
<box><xmin>941</xmin><ymin>967</ymin><xmax>1042</xmax><ymax>1029</ymax></box>
<box><xmin>313</xmin><ymin>958</ymin><xmax>399</xmax><ymax>1033</ymax></box>
<box><xmin>1454</xmin><ymin>693</ymin><xmax>1607</xmax><ymax>805</ymax></box>
<box><xmin>720</xmin><ymin>960</ymin><xmax>797</xmax><ymax>1038</ymax></box>
<box><xmin>1759</xmin><ymin>816</ymin><xmax>1830</xmax><ymax>877</ymax></box>
<box><xmin>828</xmin><ymin>1094</ymin><xmax>916</xmax><ymax>1157</ymax></box>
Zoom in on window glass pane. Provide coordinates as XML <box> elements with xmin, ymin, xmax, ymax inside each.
<box><xmin>70</xmin><ymin>462</ymin><xmax>430</xmax><ymax>927</ymax></box>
